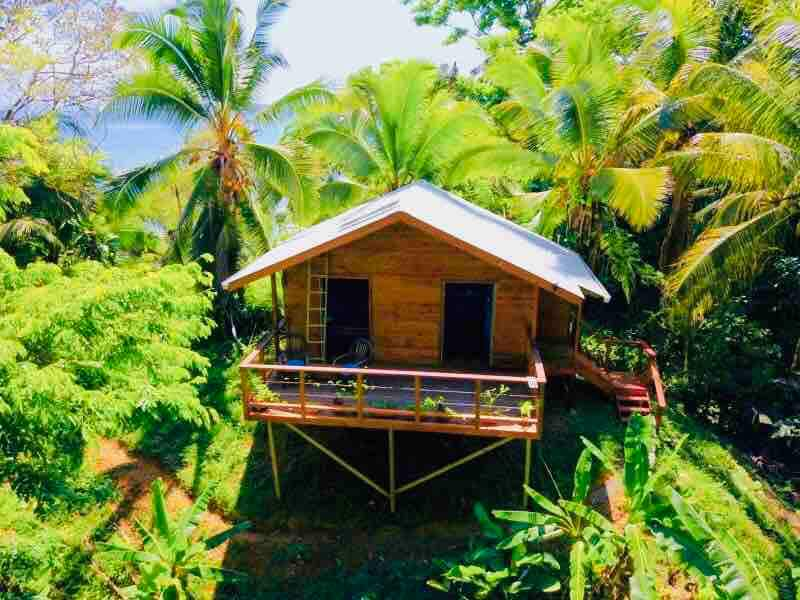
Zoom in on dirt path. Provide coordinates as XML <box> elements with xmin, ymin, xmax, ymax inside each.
<box><xmin>91</xmin><ymin>438</ymin><xmax>262</xmax><ymax>561</ymax></box>
<box><xmin>90</xmin><ymin>439</ymin><xmax>472</xmax><ymax>583</ymax></box>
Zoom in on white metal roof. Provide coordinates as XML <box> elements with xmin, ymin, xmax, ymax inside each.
<box><xmin>222</xmin><ymin>181</ymin><xmax>611</xmax><ymax>302</ymax></box>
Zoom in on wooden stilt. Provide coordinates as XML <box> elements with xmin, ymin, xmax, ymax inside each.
<box><xmin>388</xmin><ymin>429</ymin><xmax>396</xmax><ymax>513</ymax></box>
<box><xmin>267</xmin><ymin>421</ymin><xmax>281</xmax><ymax>500</ymax></box>
<box><xmin>523</xmin><ymin>439</ymin><xmax>532</xmax><ymax>507</ymax></box>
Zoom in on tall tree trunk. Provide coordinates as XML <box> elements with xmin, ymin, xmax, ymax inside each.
<box><xmin>792</xmin><ymin>337</ymin><xmax>800</xmax><ymax>373</ymax></box>
<box><xmin>659</xmin><ymin>180</ymin><xmax>692</xmax><ymax>271</ymax></box>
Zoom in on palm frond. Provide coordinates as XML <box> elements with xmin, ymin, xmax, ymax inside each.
<box><xmin>0</xmin><ymin>218</ymin><xmax>62</xmax><ymax>250</ymax></box>
<box><xmin>116</xmin><ymin>12</ymin><xmax>208</xmax><ymax>99</ymax></box>
<box><xmin>104</xmin><ymin>68</ymin><xmax>209</xmax><ymax>130</ymax></box>
<box><xmin>663</xmin><ymin>133</ymin><xmax>799</xmax><ymax>193</ymax></box>
<box><xmin>104</xmin><ymin>151</ymin><xmax>188</xmax><ymax>216</ymax></box>
<box><xmin>665</xmin><ymin>207</ymin><xmax>790</xmax><ymax>320</ymax></box>
<box><xmin>591</xmin><ymin>167</ymin><xmax>670</xmax><ymax>230</ymax></box>
<box><xmin>245</xmin><ymin>142</ymin><xmax>308</xmax><ymax>205</ymax></box>
<box><xmin>258</xmin><ymin>81</ymin><xmax>336</xmax><ymax>125</ymax></box>
<box><xmin>485</xmin><ymin>49</ymin><xmax>548</xmax><ymax>109</ymax></box>
<box><xmin>305</xmin><ymin>125</ymin><xmax>381</xmax><ymax>179</ymax></box>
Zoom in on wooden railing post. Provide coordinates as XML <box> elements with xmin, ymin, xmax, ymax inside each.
<box><xmin>299</xmin><ymin>370</ymin><xmax>306</xmax><ymax>418</ymax></box>
<box><xmin>414</xmin><ymin>375</ymin><xmax>421</xmax><ymax>423</ymax></box>
<box><xmin>474</xmin><ymin>380</ymin><xmax>482</xmax><ymax>430</ymax></box>
<box><xmin>356</xmin><ymin>373</ymin><xmax>364</xmax><ymax>419</ymax></box>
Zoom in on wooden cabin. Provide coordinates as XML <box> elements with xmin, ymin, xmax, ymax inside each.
<box><xmin>223</xmin><ymin>182</ymin><xmax>663</xmax><ymax>510</ymax></box>
<box><xmin>225</xmin><ymin>181</ymin><xmax>611</xmax><ymax>373</ymax></box>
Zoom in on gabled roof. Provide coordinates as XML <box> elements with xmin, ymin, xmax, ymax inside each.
<box><xmin>222</xmin><ymin>181</ymin><xmax>611</xmax><ymax>303</ymax></box>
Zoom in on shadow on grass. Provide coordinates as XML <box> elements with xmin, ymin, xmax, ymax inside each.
<box><xmin>212</xmin><ymin>378</ymin><xmax>624</xmax><ymax>599</ymax></box>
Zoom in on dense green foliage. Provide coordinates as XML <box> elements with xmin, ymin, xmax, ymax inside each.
<box><xmin>1</xmin><ymin>0</ymin><xmax>799</xmax><ymax>597</ymax></box>
<box><xmin>0</xmin><ymin>116</ymin><xmax>109</xmax><ymax>264</ymax></box>
<box><xmin>0</xmin><ymin>249</ymin><xmax>214</xmax><ymax>504</ymax></box>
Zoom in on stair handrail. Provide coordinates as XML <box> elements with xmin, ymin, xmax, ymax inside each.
<box><xmin>578</xmin><ymin>334</ymin><xmax>667</xmax><ymax>427</ymax></box>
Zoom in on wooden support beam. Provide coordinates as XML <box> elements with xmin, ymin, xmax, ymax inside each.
<box><xmin>267</xmin><ymin>421</ymin><xmax>281</xmax><ymax>500</ymax></box>
<box><xmin>285</xmin><ymin>423</ymin><xmax>389</xmax><ymax>498</ymax></box>
<box><xmin>388</xmin><ymin>429</ymin><xmax>396</xmax><ymax>513</ymax></box>
<box><xmin>395</xmin><ymin>437</ymin><xmax>514</xmax><ymax>495</ymax></box>
<box><xmin>523</xmin><ymin>439</ymin><xmax>532</xmax><ymax>507</ymax></box>
<box><xmin>240</xmin><ymin>367</ymin><xmax>251</xmax><ymax>420</ymax></box>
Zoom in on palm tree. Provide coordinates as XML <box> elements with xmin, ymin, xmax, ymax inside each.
<box><xmin>621</xmin><ymin>0</ymin><xmax>723</xmax><ymax>270</ymax></box>
<box><xmin>104</xmin><ymin>0</ymin><xmax>332</xmax><ymax>289</ymax></box>
<box><xmin>484</xmin><ymin>20</ymin><xmax>672</xmax><ymax>278</ymax></box>
<box><xmin>288</xmin><ymin>60</ymin><xmax>538</xmax><ymax>204</ymax></box>
<box><xmin>663</xmin><ymin>2</ymin><xmax>800</xmax><ymax>324</ymax></box>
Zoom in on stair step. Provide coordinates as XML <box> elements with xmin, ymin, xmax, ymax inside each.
<box><xmin>617</xmin><ymin>398</ymin><xmax>650</xmax><ymax>407</ymax></box>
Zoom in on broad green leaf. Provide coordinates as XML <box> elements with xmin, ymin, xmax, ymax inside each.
<box><xmin>524</xmin><ymin>484</ymin><xmax>567</xmax><ymax>518</ymax></box>
<box><xmin>626</xmin><ymin>524</ymin><xmax>657</xmax><ymax>600</ymax></box>
<box><xmin>497</xmin><ymin>524</ymin><xmax>564</xmax><ymax>550</ymax></box>
<box><xmin>150</xmin><ymin>479</ymin><xmax>173</xmax><ymax>543</ymax></box>
<box><xmin>203</xmin><ymin>521</ymin><xmax>251</xmax><ymax>550</ymax></box>
<box><xmin>559</xmin><ymin>500</ymin><xmax>615</xmax><ymax>532</ymax></box>
<box><xmin>572</xmin><ymin>447</ymin><xmax>595</xmax><ymax>502</ymax></box>
<box><xmin>569</xmin><ymin>541</ymin><xmax>587</xmax><ymax>600</ymax></box>
<box><xmin>491</xmin><ymin>509</ymin><xmax>558</xmax><ymax>526</ymax></box>
<box><xmin>474</xmin><ymin>502</ymin><xmax>504</xmax><ymax>540</ymax></box>
<box><xmin>580</xmin><ymin>437</ymin><xmax>616</xmax><ymax>472</ymax></box>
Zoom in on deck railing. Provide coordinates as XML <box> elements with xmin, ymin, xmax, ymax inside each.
<box><xmin>239</xmin><ymin>347</ymin><xmax>546</xmax><ymax>439</ymax></box>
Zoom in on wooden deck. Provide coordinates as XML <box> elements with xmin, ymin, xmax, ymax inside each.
<box><xmin>239</xmin><ymin>344</ymin><xmax>547</xmax><ymax>440</ymax></box>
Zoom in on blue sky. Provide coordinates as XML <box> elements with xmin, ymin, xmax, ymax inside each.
<box><xmin>118</xmin><ymin>0</ymin><xmax>484</xmax><ymax>102</ymax></box>
<box><xmin>97</xmin><ymin>0</ymin><xmax>484</xmax><ymax>170</ymax></box>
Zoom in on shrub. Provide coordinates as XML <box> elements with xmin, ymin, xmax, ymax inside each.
<box><xmin>0</xmin><ymin>250</ymin><xmax>215</xmax><ymax>506</ymax></box>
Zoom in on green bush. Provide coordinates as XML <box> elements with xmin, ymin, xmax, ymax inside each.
<box><xmin>0</xmin><ymin>250</ymin><xmax>216</xmax><ymax>506</ymax></box>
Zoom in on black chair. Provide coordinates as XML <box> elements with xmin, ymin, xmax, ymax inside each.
<box><xmin>333</xmin><ymin>338</ymin><xmax>373</xmax><ymax>368</ymax></box>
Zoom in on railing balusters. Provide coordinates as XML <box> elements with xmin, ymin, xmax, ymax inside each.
<box><xmin>356</xmin><ymin>373</ymin><xmax>364</xmax><ymax>419</ymax></box>
<box><xmin>474</xmin><ymin>380</ymin><xmax>481</xmax><ymax>430</ymax></box>
<box><xmin>414</xmin><ymin>375</ymin><xmax>421</xmax><ymax>423</ymax></box>
<box><xmin>299</xmin><ymin>370</ymin><xmax>306</xmax><ymax>418</ymax></box>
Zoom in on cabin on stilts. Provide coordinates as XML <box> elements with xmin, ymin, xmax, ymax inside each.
<box><xmin>224</xmin><ymin>181</ymin><xmax>666</xmax><ymax>511</ymax></box>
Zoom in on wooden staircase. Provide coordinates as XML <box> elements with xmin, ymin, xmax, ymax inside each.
<box><xmin>575</xmin><ymin>341</ymin><xmax>666</xmax><ymax>424</ymax></box>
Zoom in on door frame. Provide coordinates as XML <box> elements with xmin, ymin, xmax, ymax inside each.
<box><xmin>325</xmin><ymin>276</ymin><xmax>373</xmax><ymax>360</ymax></box>
<box><xmin>439</xmin><ymin>280</ymin><xmax>497</xmax><ymax>368</ymax></box>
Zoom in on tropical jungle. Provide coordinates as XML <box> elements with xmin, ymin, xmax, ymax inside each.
<box><xmin>0</xmin><ymin>0</ymin><xmax>799</xmax><ymax>598</ymax></box>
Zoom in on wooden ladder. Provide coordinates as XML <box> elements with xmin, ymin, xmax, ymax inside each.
<box><xmin>306</xmin><ymin>254</ymin><xmax>329</xmax><ymax>363</ymax></box>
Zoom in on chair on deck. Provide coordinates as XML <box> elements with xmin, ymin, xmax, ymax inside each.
<box><xmin>279</xmin><ymin>334</ymin><xmax>309</xmax><ymax>367</ymax></box>
<box><xmin>333</xmin><ymin>338</ymin><xmax>373</xmax><ymax>369</ymax></box>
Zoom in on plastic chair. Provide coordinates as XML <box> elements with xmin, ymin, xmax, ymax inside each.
<box><xmin>279</xmin><ymin>334</ymin><xmax>309</xmax><ymax>366</ymax></box>
<box><xmin>333</xmin><ymin>338</ymin><xmax>373</xmax><ymax>368</ymax></box>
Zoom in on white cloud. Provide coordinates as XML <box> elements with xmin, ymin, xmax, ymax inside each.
<box><xmin>117</xmin><ymin>0</ymin><xmax>484</xmax><ymax>102</ymax></box>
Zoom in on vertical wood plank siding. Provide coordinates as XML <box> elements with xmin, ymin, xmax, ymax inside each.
<box><xmin>284</xmin><ymin>223</ymin><xmax>573</xmax><ymax>368</ymax></box>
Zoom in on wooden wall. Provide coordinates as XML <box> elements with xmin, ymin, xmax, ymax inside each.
<box><xmin>283</xmin><ymin>223</ymin><xmax>576</xmax><ymax>370</ymax></box>
<box><xmin>537</xmin><ymin>288</ymin><xmax>576</xmax><ymax>344</ymax></box>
